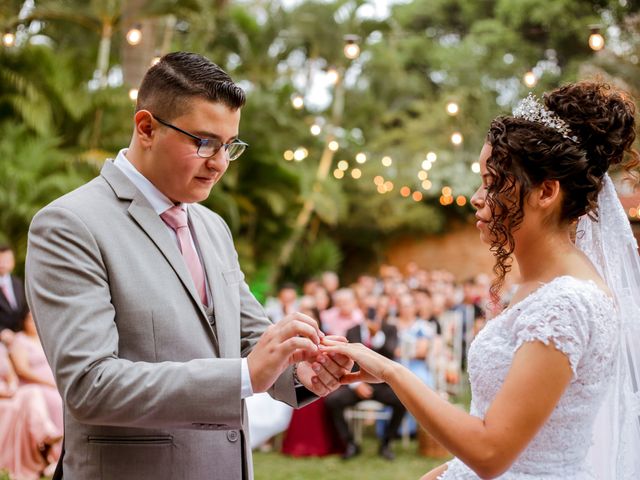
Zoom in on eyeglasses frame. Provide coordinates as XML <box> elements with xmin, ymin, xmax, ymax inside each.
<box><xmin>152</xmin><ymin>114</ymin><xmax>248</xmax><ymax>160</ymax></box>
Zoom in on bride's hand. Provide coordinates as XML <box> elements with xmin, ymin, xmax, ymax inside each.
<box><xmin>320</xmin><ymin>338</ymin><xmax>396</xmax><ymax>384</ymax></box>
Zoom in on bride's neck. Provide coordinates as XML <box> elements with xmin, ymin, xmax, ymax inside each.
<box><xmin>514</xmin><ymin>228</ymin><xmax>576</xmax><ymax>283</ymax></box>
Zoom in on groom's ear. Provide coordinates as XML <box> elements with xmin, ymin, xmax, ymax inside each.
<box><xmin>533</xmin><ymin>179</ymin><xmax>561</xmax><ymax>210</ymax></box>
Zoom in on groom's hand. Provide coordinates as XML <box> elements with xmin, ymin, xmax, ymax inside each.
<box><xmin>247</xmin><ymin>312</ymin><xmax>322</xmax><ymax>393</ymax></box>
<box><xmin>296</xmin><ymin>335</ymin><xmax>354</xmax><ymax>396</ymax></box>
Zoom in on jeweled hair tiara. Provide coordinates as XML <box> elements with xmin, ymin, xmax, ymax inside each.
<box><xmin>512</xmin><ymin>93</ymin><xmax>578</xmax><ymax>143</ymax></box>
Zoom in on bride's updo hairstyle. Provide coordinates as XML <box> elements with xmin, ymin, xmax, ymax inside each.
<box><xmin>485</xmin><ymin>81</ymin><xmax>639</xmax><ymax>299</ymax></box>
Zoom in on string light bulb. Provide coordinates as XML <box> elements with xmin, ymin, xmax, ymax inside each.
<box><xmin>446</xmin><ymin>102</ymin><xmax>459</xmax><ymax>115</ymax></box>
<box><xmin>523</xmin><ymin>71</ymin><xmax>537</xmax><ymax>87</ymax></box>
<box><xmin>126</xmin><ymin>24</ymin><xmax>143</xmax><ymax>46</ymax></box>
<box><xmin>381</xmin><ymin>156</ymin><xmax>392</xmax><ymax>167</ymax></box>
<box><xmin>291</xmin><ymin>94</ymin><xmax>304</xmax><ymax>110</ymax></box>
<box><xmin>451</xmin><ymin>132</ymin><xmax>463</xmax><ymax>146</ymax></box>
<box><xmin>588</xmin><ymin>27</ymin><xmax>605</xmax><ymax>51</ymax></box>
<box><xmin>293</xmin><ymin>148</ymin><xmax>308</xmax><ymax>161</ymax></box>
<box><xmin>2</xmin><ymin>31</ymin><xmax>15</xmax><ymax>47</ymax></box>
<box><xmin>128</xmin><ymin>89</ymin><xmax>139</xmax><ymax>101</ymax></box>
<box><xmin>343</xmin><ymin>35</ymin><xmax>360</xmax><ymax>59</ymax></box>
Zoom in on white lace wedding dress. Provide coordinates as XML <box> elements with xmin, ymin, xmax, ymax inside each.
<box><xmin>439</xmin><ymin>275</ymin><xmax>618</xmax><ymax>479</ymax></box>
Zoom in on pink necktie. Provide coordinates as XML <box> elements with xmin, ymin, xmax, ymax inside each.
<box><xmin>160</xmin><ymin>206</ymin><xmax>208</xmax><ymax>306</ymax></box>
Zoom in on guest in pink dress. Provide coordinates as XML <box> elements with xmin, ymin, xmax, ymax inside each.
<box><xmin>10</xmin><ymin>312</ymin><xmax>63</xmax><ymax>454</ymax></box>
<box><xmin>0</xmin><ymin>342</ymin><xmax>61</xmax><ymax>479</ymax></box>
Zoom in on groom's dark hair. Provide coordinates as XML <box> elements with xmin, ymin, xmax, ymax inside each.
<box><xmin>136</xmin><ymin>51</ymin><xmax>246</xmax><ymax>120</ymax></box>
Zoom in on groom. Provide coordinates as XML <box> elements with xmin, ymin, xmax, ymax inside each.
<box><xmin>25</xmin><ymin>52</ymin><xmax>352</xmax><ymax>480</ymax></box>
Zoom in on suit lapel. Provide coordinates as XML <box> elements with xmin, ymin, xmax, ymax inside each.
<box><xmin>0</xmin><ymin>286</ymin><xmax>11</xmax><ymax>312</ymax></box>
<box><xmin>11</xmin><ymin>276</ymin><xmax>25</xmax><ymax>310</ymax></box>
<box><xmin>189</xmin><ymin>208</ymin><xmax>232</xmax><ymax>358</ymax></box>
<box><xmin>100</xmin><ymin>161</ymin><xmax>210</xmax><ymax>326</ymax></box>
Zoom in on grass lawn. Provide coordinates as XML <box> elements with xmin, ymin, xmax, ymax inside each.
<box><xmin>254</xmin><ymin>381</ymin><xmax>469</xmax><ymax>480</ymax></box>
<box><xmin>254</xmin><ymin>432</ymin><xmax>450</xmax><ymax>480</ymax></box>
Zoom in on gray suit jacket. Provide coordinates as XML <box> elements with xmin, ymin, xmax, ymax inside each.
<box><xmin>25</xmin><ymin>161</ymin><xmax>305</xmax><ymax>479</ymax></box>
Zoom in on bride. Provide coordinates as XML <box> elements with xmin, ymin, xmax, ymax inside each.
<box><xmin>322</xmin><ymin>82</ymin><xmax>640</xmax><ymax>479</ymax></box>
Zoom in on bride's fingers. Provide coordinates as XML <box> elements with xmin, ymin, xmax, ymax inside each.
<box><xmin>327</xmin><ymin>351</ymin><xmax>352</xmax><ymax>369</ymax></box>
<box><xmin>319</xmin><ymin>344</ymin><xmax>355</xmax><ymax>359</ymax></box>
<box><xmin>339</xmin><ymin>372</ymin><xmax>367</xmax><ymax>384</ymax></box>
<box><xmin>323</xmin><ymin>335</ymin><xmax>348</xmax><ymax>343</ymax></box>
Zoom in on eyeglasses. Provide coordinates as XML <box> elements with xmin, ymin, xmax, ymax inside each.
<box><xmin>153</xmin><ymin>115</ymin><xmax>248</xmax><ymax>161</ymax></box>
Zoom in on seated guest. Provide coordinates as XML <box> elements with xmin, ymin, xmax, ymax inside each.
<box><xmin>392</xmin><ymin>294</ymin><xmax>438</xmax><ymax>436</ymax></box>
<box><xmin>324</xmin><ymin>318</ymin><xmax>405</xmax><ymax>460</ymax></box>
<box><xmin>0</xmin><ymin>341</ymin><xmax>61</xmax><ymax>479</ymax></box>
<box><xmin>313</xmin><ymin>286</ymin><xmax>332</xmax><ymax>316</ymax></box>
<box><xmin>319</xmin><ymin>288</ymin><xmax>364</xmax><ymax>336</ymax></box>
<box><xmin>320</xmin><ymin>271</ymin><xmax>340</xmax><ymax>300</ymax></box>
<box><xmin>302</xmin><ymin>278</ymin><xmax>320</xmax><ymax>296</ymax></box>
<box><xmin>0</xmin><ymin>245</ymin><xmax>29</xmax><ymax>332</ymax></box>
<box><xmin>393</xmin><ymin>294</ymin><xmax>435</xmax><ymax>387</ymax></box>
<box><xmin>9</xmin><ymin>312</ymin><xmax>63</xmax><ymax>442</ymax></box>
<box><xmin>264</xmin><ymin>283</ymin><xmax>299</xmax><ymax>323</ymax></box>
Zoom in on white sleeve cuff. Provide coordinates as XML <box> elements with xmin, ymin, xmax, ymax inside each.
<box><xmin>241</xmin><ymin>358</ymin><xmax>254</xmax><ymax>399</ymax></box>
<box><xmin>371</xmin><ymin>330</ymin><xmax>386</xmax><ymax>350</ymax></box>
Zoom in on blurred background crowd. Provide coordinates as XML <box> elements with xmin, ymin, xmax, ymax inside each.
<box><xmin>247</xmin><ymin>263</ymin><xmax>493</xmax><ymax>463</ymax></box>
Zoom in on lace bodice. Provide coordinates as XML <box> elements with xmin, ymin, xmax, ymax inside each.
<box><xmin>440</xmin><ymin>276</ymin><xmax>618</xmax><ymax>479</ymax></box>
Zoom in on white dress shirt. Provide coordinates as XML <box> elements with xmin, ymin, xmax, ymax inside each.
<box><xmin>113</xmin><ymin>149</ymin><xmax>253</xmax><ymax>398</ymax></box>
<box><xmin>0</xmin><ymin>274</ymin><xmax>17</xmax><ymax>309</ymax></box>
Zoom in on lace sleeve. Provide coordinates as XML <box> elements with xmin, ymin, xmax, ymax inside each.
<box><xmin>512</xmin><ymin>290</ymin><xmax>591</xmax><ymax>376</ymax></box>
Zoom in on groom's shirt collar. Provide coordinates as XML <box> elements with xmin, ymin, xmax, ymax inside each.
<box><xmin>113</xmin><ymin>149</ymin><xmax>189</xmax><ymax>215</ymax></box>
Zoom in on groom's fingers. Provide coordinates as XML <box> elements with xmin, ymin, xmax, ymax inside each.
<box><xmin>311</xmin><ymin>359</ymin><xmax>341</xmax><ymax>390</ymax></box>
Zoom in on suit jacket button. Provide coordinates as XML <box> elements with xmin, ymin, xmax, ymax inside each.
<box><xmin>227</xmin><ymin>430</ymin><xmax>239</xmax><ymax>442</ymax></box>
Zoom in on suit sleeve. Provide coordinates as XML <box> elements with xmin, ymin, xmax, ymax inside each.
<box><xmin>213</xmin><ymin>212</ymin><xmax>313</xmax><ymax>408</ymax></box>
<box><xmin>26</xmin><ymin>206</ymin><xmax>246</xmax><ymax>430</ymax></box>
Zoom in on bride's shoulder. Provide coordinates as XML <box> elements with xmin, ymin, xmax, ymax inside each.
<box><xmin>508</xmin><ymin>276</ymin><xmax>614</xmax><ymax>334</ymax></box>
<box><xmin>535</xmin><ymin>275</ymin><xmax>613</xmax><ymax>308</ymax></box>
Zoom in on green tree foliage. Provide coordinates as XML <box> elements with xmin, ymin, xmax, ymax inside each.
<box><xmin>0</xmin><ymin>0</ymin><xmax>637</xmax><ymax>288</ymax></box>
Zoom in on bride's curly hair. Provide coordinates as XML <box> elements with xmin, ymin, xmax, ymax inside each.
<box><xmin>485</xmin><ymin>82</ymin><xmax>639</xmax><ymax>301</ymax></box>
